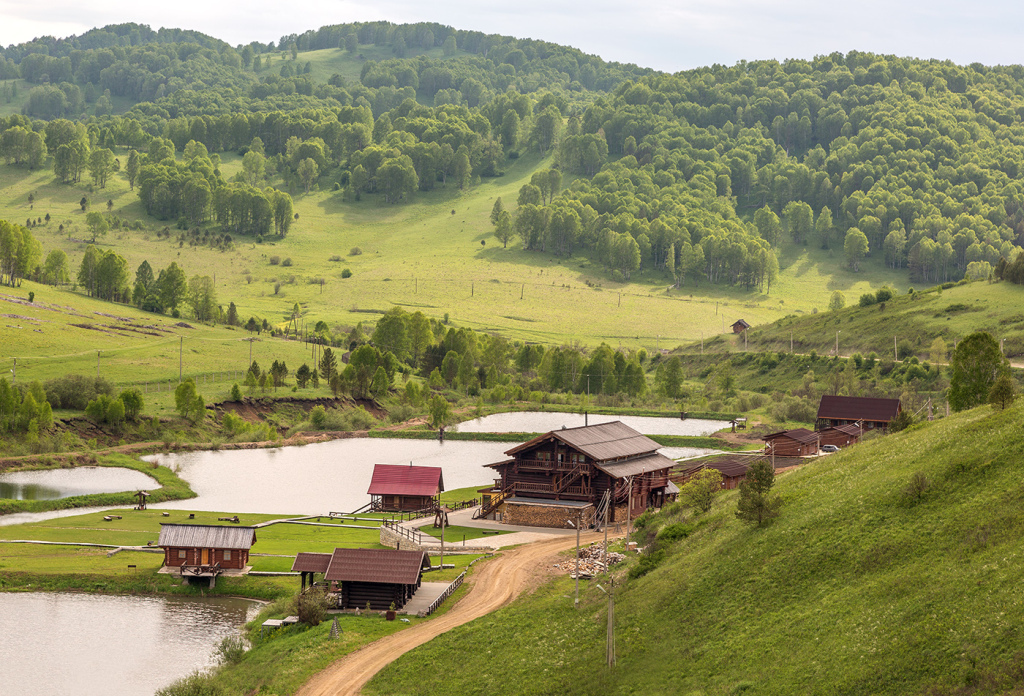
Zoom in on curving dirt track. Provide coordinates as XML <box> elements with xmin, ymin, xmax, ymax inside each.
<box><xmin>297</xmin><ymin>531</ymin><xmax>604</xmax><ymax>696</ymax></box>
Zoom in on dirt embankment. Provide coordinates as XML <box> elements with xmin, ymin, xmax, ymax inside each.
<box><xmin>298</xmin><ymin>531</ymin><xmax>606</xmax><ymax>696</ymax></box>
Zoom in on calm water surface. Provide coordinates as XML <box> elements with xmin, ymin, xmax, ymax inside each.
<box><xmin>0</xmin><ymin>592</ymin><xmax>259</xmax><ymax>696</ymax></box>
<box><xmin>454</xmin><ymin>411</ymin><xmax>729</xmax><ymax>436</ymax></box>
<box><xmin>0</xmin><ymin>467</ymin><xmax>159</xmax><ymax>500</ymax></box>
<box><xmin>145</xmin><ymin>438</ymin><xmax>515</xmax><ymax>515</ymax></box>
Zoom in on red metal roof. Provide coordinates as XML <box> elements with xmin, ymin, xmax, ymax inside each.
<box><xmin>367</xmin><ymin>464</ymin><xmax>444</xmax><ymax>497</ymax></box>
<box><xmin>324</xmin><ymin>548</ymin><xmax>430</xmax><ymax>584</ymax></box>
<box><xmin>816</xmin><ymin>395</ymin><xmax>901</xmax><ymax>422</ymax></box>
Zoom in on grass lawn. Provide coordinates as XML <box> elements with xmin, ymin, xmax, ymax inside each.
<box><xmin>420</xmin><ymin>524</ymin><xmax>510</xmax><ymax>542</ymax></box>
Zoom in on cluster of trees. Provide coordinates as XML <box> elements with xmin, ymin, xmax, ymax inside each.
<box><xmin>0</xmin><ymin>379</ymin><xmax>54</xmax><ymax>436</ymax></box>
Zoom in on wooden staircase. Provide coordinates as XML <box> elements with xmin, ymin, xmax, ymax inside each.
<box><xmin>474</xmin><ymin>484</ymin><xmax>516</xmax><ymax>519</ymax></box>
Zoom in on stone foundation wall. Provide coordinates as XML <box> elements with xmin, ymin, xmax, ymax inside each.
<box><xmin>502</xmin><ymin>502</ymin><xmax>595</xmax><ymax>529</ymax></box>
<box><xmin>379</xmin><ymin>525</ymin><xmax>428</xmax><ymax>551</ymax></box>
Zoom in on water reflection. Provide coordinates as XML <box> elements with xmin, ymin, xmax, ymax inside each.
<box><xmin>146</xmin><ymin>439</ymin><xmax>514</xmax><ymax>515</ymax></box>
<box><xmin>0</xmin><ymin>467</ymin><xmax>159</xmax><ymax>501</ymax></box>
<box><xmin>0</xmin><ymin>592</ymin><xmax>259</xmax><ymax>696</ymax></box>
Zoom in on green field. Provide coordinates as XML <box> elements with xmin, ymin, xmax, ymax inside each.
<box><xmin>366</xmin><ymin>399</ymin><xmax>1024</xmax><ymax>695</ymax></box>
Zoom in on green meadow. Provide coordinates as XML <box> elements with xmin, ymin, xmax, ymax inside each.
<box><xmin>367</xmin><ymin>400</ymin><xmax>1024</xmax><ymax>696</ymax></box>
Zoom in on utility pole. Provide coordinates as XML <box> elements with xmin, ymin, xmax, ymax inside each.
<box><xmin>179</xmin><ymin>337</ymin><xmax>183</xmax><ymax>383</ymax></box>
<box><xmin>606</xmin><ymin>578</ymin><xmax>615</xmax><ymax>667</ymax></box>
<box><xmin>97</xmin><ymin>351</ymin><xmax>100</xmax><ymax>380</ymax></box>
<box><xmin>440</xmin><ymin>510</ymin><xmax>445</xmax><ymax>572</ymax></box>
<box><xmin>11</xmin><ymin>357</ymin><xmax>15</xmax><ymax>384</ymax></box>
<box><xmin>574</xmin><ymin>510</ymin><xmax>581</xmax><ymax>609</ymax></box>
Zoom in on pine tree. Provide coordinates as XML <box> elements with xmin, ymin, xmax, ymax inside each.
<box><xmin>736</xmin><ymin>459</ymin><xmax>782</xmax><ymax>526</ymax></box>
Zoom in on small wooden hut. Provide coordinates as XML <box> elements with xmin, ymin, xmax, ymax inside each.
<box><xmin>157</xmin><ymin>523</ymin><xmax>256</xmax><ymax>572</ymax></box>
<box><xmin>292</xmin><ymin>551</ymin><xmax>332</xmax><ymax>591</ymax></box>
<box><xmin>762</xmin><ymin>428</ymin><xmax>820</xmax><ymax>457</ymax></box>
<box><xmin>367</xmin><ymin>464</ymin><xmax>444</xmax><ymax>513</ymax></box>
<box><xmin>818</xmin><ymin>423</ymin><xmax>862</xmax><ymax>449</ymax></box>
<box><xmin>324</xmin><ymin>548</ymin><xmax>431</xmax><ymax>610</ymax></box>
<box><xmin>731</xmin><ymin>319</ymin><xmax>751</xmax><ymax>333</ymax></box>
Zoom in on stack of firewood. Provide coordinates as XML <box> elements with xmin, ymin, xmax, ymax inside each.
<box><xmin>554</xmin><ymin>543</ymin><xmax>625</xmax><ymax>578</ymax></box>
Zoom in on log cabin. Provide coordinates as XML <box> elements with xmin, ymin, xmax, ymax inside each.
<box><xmin>157</xmin><ymin>524</ymin><xmax>256</xmax><ymax>572</ymax></box>
<box><xmin>762</xmin><ymin>428</ymin><xmax>820</xmax><ymax>457</ymax></box>
<box><xmin>324</xmin><ymin>548</ymin><xmax>431</xmax><ymax>610</ymax></box>
<box><xmin>367</xmin><ymin>464</ymin><xmax>444</xmax><ymax>513</ymax></box>
<box><xmin>292</xmin><ymin>551</ymin><xmax>332</xmax><ymax>592</ymax></box>
<box><xmin>817</xmin><ymin>423</ymin><xmax>862</xmax><ymax>448</ymax></box>
<box><xmin>731</xmin><ymin>319</ymin><xmax>751</xmax><ymax>333</ymax></box>
<box><xmin>815</xmin><ymin>395</ymin><xmax>902</xmax><ymax>433</ymax></box>
<box><xmin>480</xmin><ymin>421</ymin><xmax>676</xmax><ymax>528</ymax></box>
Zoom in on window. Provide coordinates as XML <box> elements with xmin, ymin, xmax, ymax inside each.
<box><xmin>223</xmin><ymin>550</ymin><xmax>232</xmax><ymax>561</ymax></box>
<box><xmin>177</xmin><ymin>550</ymin><xmax>186</xmax><ymax>559</ymax></box>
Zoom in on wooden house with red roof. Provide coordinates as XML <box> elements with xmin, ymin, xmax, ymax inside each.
<box><xmin>815</xmin><ymin>395</ymin><xmax>901</xmax><ymax>433</ymax></box>
<box><xmin>479</xmin><ymin>421</ymin><xmax>676</xmax><ymax>528</ymax></box>
<box><xmin>762</xmin><ymin>428</ymin><xmax>820</xmax><ymax>457</ymax></box>
<box><xmin>367</xmin><ymin>464</ymin><xmax>444</xmax><ymax>513</ymax></box>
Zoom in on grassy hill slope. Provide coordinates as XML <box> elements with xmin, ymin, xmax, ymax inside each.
<box><xmin>368</xmin><ymin>400</ymin><xmax>1024</xmax><ymax>696</ymax></box>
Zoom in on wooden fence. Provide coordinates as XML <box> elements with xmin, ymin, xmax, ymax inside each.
<box><xmin>422</xmin><ymin>570</ymin><xmax>466</xmax><ymax>616</ymax></box>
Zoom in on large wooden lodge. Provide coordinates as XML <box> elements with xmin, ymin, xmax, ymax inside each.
<box><xmin>479</xmin><ymin>421</ymin><xmax>677</xmax><ymax>528</ymax></box>
<box><xmin>815</xmin><ymin>395</ymin><xmax>902</xmax><ymax>432</ymax></box>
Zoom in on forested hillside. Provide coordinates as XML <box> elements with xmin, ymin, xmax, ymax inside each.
<box><xmin>1</xmin><ymin>22</ymin><xmax>1024</xmax><ymax>297</ymax></box>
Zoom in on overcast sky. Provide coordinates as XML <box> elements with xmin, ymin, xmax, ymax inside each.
<box><xmin>1</xmin><ymin>0</ymin><xmax>1022</xmax><ymax>73</ymax></box>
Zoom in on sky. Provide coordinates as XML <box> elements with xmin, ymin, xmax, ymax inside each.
<box><xmin>1</xmin><ymin>0</ymin><xmax>1023</xmax><ymax>73</ymax></box>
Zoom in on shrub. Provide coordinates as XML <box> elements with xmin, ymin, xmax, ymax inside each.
<box><xmin>230</xmin><ymin>383</ymin><xmax>242</xmax><ymax>401</ymax></box>
<box><xmin>309</xmin><ymin>404</ymin><xmax>327</xmax><ymax>429</ymax></box>
<box><xmin>269</xmin><ymin>255</ymin><xmax>280</xmax><ymax>265</ymax></box>
<box><xmin>215</xmin><ymin>635</ymin><xmax>247</xmax><ymax>665</ymax></box>
<box><xmin>282</xmin><ymin>258</ymin><xmax>292</xmax><ymax>267</ymax></box>
<box><xmin>628</xmin><ymin>549</ymin><xmax>666</xmax><ymax>579</ymax></box>
<box><xmin>341</xmin><ymin>268</ymin><xmax>352</xmax><ymax>278</ymax></box>
<box><xmin>297</xmin><ymin>588</ymin><xmax>330</xmax><ymax>626</ymax></box>
<box><xmin>350</xmin><ymin>247</ymin><xmax>362</xmax><ymax>255</ymax></box>
<box><xmin>155</xmin><ymin>671</ymin><xmax>223</xmax><ymax>696</ymax></box>
<box><xmin>45</xmin><ymin>375</ymin><xmax>114</xmax><ymax>410</ymax></box>
<box><xmin>657</xmin><ymin>522</ymin><xmax>693</xmax><ymax>542</ymax></box>
<box><xmin>329</xmin><ymin>255</ymin><xmax>342</xmax><ymax>262</ymax></box>
<box><xmin>858</xmin><ymin>293</ymin><xmax>876</xmax><ymax>307</ymax></box>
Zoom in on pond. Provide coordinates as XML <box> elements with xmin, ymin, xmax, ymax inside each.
<box><xmin>145</xmin><ymin>438</ymin><xmax>515</xmax><ymax>516</ymax></box>
<box><xmin>454</xmin><ymin>411</ymin><xmax>729</xmax><ymax>437</ymax></box>
<box><xmin>0</xmin><ymin>467</ymin><xmax>159</xmax><ymax>501</ymax></box>
<box><xmin>0</xmin><ymin>592</ymin><xmax>259</xmax><ymax>696</ymax></box>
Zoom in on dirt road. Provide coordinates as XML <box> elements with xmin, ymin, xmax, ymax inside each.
<box><xmin>297</xmin><ymin>531</ymin><xmax>604</xmax><ymax>696</ymax></box>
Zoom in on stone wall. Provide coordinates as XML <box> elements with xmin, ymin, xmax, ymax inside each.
<box><xmin>379</xmin><ymin>525</ymin><xmax>428</xmax><ymax>551</ymax></box>
<box><xmin>502</xmin><ymin>502</ymin><xmax>595</xmax><ymax>528</ymax></box>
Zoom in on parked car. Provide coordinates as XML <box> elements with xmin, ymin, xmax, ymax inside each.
<box><xmin>821</xmin><ymin>445</ymin><xmax>839</xmax><ymax>453</ymax></box>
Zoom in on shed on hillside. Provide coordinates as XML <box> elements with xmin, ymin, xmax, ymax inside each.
<box><xmin>367</xmin><ymin>464</ymin><xmax>444</xmax><ymax>513</ymax></box>
<box><xmin>818</xmin><ymin>423</ymin><xmax>862</xmax><ymax>449</ymax></box>
<box><xmin>763</xmin><ymin>428</ymin><xmax>819</xmax><ymax>457</ymax></box>
<box><xmin>158</xmin><ymin>524</ymin><xmax>256</xmax><ymax>571</ymax></box>
<box><xmin>815</xmin><ymin>395</ymin><xmax>901</xmax><ymax>432</ymax></box>
<box><xmin>324</xmin><ymin>548</ymin><xmax>431</xmax><ymax>610</ymax></box>
<box><xmin>731</xmin><ymin>319</ymin><xmax>751</xmax><ymax>333</ymax></box>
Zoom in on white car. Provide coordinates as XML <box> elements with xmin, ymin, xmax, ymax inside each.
<box><xmin>820</xmin><ymin>445</ymin><xmax>839</xmax><ymax>453</ymax></box>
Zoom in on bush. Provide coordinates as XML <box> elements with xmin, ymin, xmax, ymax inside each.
<box><xmin>309</xmin><ymin>404</ymin><xmax>327</xmax><ymax>429</ymax></box>
<box><xmin>329</xmin><ymin>255</ymin><xmax>342</xmax><ymax>262</ymax></box>
<box><xmin>215</xmin><ymin>635</ymin><xmax>247</xmax><ymax>665</ymax></box>
<box><xmin>282</xmin><ymin>258</ymin><xmax>292</xmax><ymax>267</ymax></box>
<box><xmin>341</xmin><ymin>268</ymin><xmax>352</xmax><ymax>278</ymax></box>
<box><xmin>155</xmin><ymin>671</ymin><xmax>223</xmax><ymax>696</ymax></box>
<box><xmin>230</xmin><ymin>383</ymin><xmax>242</xmax><ymax>401</ymax></box>
<box><xmin>858</xmin><ymin>293</ymin><xmax>877</xmax><ymax>307</ymax></box>
<box><xmin>350</xmin><ymin>247</ymin><xmax>362</xmax><ymax>256</ymax></box>
<box><xmin>628</xmin><ymin>549</ymin><xmax>666</xmax><ymax>579</ymax></box>
<box><xmin>297</xmin><ymin>588</ymin><xmax>330</xmax><ymax>626</ymax></box>
<box><xmin>269</xmin><ymin>255</ymin><xmax>280</xmax><ymax>265</ymax></box>
<box><xmin>657</xmin><ymin>522</ymin><xmax>693</xmax><ymax>542</ymax></box>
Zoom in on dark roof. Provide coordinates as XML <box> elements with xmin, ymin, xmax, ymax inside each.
<box><xmin>816</xmin><ymin>395</ymin><xmax>901</xmax><ymax>422</ymax></box>
<box><xmin>324</xmin><ymin>548</ymin><xmax>430</xmax><ymax>585</ymax></box>
<box><xmin>291</xmin><ymin>552</ymin><xmax>332</xmax><ymax>574</ymax></box>
<box><xmin>823</xmin><ymin>423</ymin><xmax>862</xmax><ymax>437</ymax></box>
<box><xmin>505</xmin><ymin>421</ymin><xmax>659</xmax><ymax>462</ymax></box>
<box><xmin>678</xmin><ymin>458</ymin><xmax>750</xmax><ymax>479</ymax></box>
<box><xmin>763</xmin><ymin>428</ymin><xmax>819</xmax><ymax>445</ymax></box>
<box><xmin>594</xmin><ymin>451</ymin><xmax>675</xmax><ymax>478</ymax></box>
<box><xmin>157</xmin><ymin>524</ymin><xmax>257</xmax><ymax>550</ymax></box>
<box><xmin>367</xmin><ymin>464</ymin><xmax>444</xmax><ymax>497</ymax></box>
<box><xmin>732</xmin><ymin>319</ymin><xmax>751</xmax><ymax>329</ymax></box>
